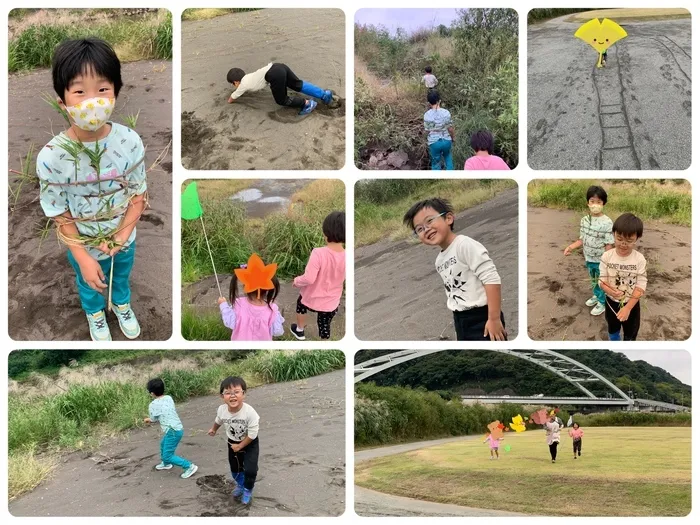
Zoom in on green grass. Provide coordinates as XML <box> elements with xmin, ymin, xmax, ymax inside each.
<box><xmin>182</xmin><ymin>8</ymin><xmax>261</xmax><ymax>21</ymax></box>
<box><xmin>355</xmin><ymin>427</ymin><xmax>691</xmax><ymax>516</ymax></box>
<box><xmin>355</xmin><ymin>179</ymin><xmax>517</xmax><ymax>247</ymax></box>
<box><xmin>8</xmin><ymin>10</ymin><xmax>172</xmax><ymax>72</ymax></box>
<box><xmin>528</xmin><ymin>180</ymin><xmax>691</xmax><ymax>227</ymax></box>
<box><xmin>527</xmin><ymin>8</ymin><xmax>594</xmax><ymax>24</ymax></box>
<box><xmin>246</xmin><ymin>350</ymin><xmax>345</xmax><ymax>383</ymax></box>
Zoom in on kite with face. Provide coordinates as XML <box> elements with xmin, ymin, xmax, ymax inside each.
<box><xmin>575</xmin><ymin>18</ymin><xmax>628</xmax><ymax>68</ymax></box>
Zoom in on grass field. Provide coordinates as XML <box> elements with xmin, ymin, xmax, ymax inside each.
<box><xmin>566</xmin><ymin>8</ymin><xmax>691</xmax><ymax>23</ymax></box>
<box><xmin>528</xmin><ymin>180</ymin><xmax>691</xmax><ymax>227</ymax></box>
<box><xmin>355</xmin><ymin>179</ymin><xmax>516</xmax><ymax>247</ymax></box>
<box><xmin>355</xmin><ymin>427</ymin><xmax>691</xmax><ymax>516</ymax></box>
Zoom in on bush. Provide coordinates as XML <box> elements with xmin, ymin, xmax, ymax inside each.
<box><xmin>245</xmin><ymin>350</ymin><xmax>345</xmax><ymax>383</ymax></box>
<box><xmin>574</xmin><ymin>411</ymin><xmax>691</xmax><ymax>427</ymax></box>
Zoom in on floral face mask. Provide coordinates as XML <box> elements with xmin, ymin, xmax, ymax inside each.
<box><xmin>65</xmin><ymin>97</ymin><xmax>115</xmax><ymax>132</ymax></box>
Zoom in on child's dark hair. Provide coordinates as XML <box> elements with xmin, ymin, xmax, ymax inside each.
<box><xmin>586</xmin><ymin>185</ymin><xmax>608</xmax><ymax>205</ymax></box>
<box><xmin>470</xmin><ymin>129</ymin><xmax>495</xmax><ymax>154</ymax></box>
<box><xmin>227</xmin><ymin>68</ymin><xmax>246</xmax><ymax>84</ymax></box>
<box><xmin>425</xmin><ymin>65</ymin><xmax>432</xmax><ymax>74</ymax></box>
<box><xmin>573</xmin><ymin>422</ymin><xmax>580</xmax><ymax>429</ymax></box>
<box><xmin>323</xmin><ymin>211</ymin><xmax>345</xmax><ymax>243</ymax></box>
<box><xmin>147</xmin><ymin>378</ymin><xmax>165</xmax><ymax>396</ymax></box>
<box><xmin>403</xmin><ymin>198</ymin><xmax>454</xmax><ymax>231</ymax></box>
<box><xmin>427</xmin><ymin>90</ymin><xmax>440</xmax><ymax>105</ymax></box>
<box><xmin>52</xmin><ymin>38</ymin><xmax>123</xmax><ymax>99</ymax></box>
<box><xmin>613</xmin><ymin>213</ymin><xmax>643</xmax><ymax>239</ymax></box>
<box><xmin>220</xmin><ymin>376</ymin><xmax>247</xmax><ymax>394</ymax></box>
<box><xmin>230</xmin><ymin>271</ymin><xmax>280</xmax><ymax>307</ymax></box>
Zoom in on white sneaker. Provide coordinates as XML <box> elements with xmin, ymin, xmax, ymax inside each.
<box><xmin>585</xmin><ymin>296</ymin><xmax>598</xmax><ymax>307</ymax></box>
<box><xmin>155</xmin><ymin>462</ymin><xmax>173</xmax><ymax>470</ymax></box>
<box><xmin>590</xmin><ymin>303</ymin><xmax>606</xmax><ymax>316</ymax></box>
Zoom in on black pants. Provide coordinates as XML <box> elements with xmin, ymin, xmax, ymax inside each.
<box><xmin>573</xmin><ymin>439</ymin><xmax>582</xmax><ymax>455</ymax></box>
<box><xmin>453</xmin><ymin>306</ymin><xmax>506</xmax><ymax>341</ymax></box>
<box><xmin>264</xmin><ymin>63</ymin><xmax>305</xmax><ymax>108</ymax></box>
<box><xmin>227</xmin><ymin>437</ymin><xmax>260</xmax><ymax>490</ymax></box>
<box><xmin>549</xmin><ymin>441</ymin><xmax>559</xmax><ymax>461</ymax></box>
<box><xmin>605</xmin><ymin>299</ymin><xmax>641</xmax><ymax>340</ymax></box>
<box><xmin>297</xmin><ymin>295</ymin><xmax>337</xmax><ymax>340</ymax></box>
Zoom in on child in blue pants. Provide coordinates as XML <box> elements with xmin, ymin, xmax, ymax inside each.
<box><xmin>145</xmin><ymin>378</ymin><xmax>198</xmax><ymax>479</ymax></box>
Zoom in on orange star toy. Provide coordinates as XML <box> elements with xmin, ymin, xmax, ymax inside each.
<box><xmin>234</xmin><ymin>254</ymin><xmax>278</xmax><ymax>299</ymax></box>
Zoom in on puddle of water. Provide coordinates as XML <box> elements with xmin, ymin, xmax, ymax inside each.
<box><xmin>232</xmin><ymin>188</ymin><xmax>263</xmax><ymax>202</ymax></box>
<box><xmin>259</xmin><ymin>196</ymin><xmax>289</xmax><ymax>204</ymax></box>
<box><xmin>230</xmin><ymin>180</ymin><xmax>309</xmax><ymax>219</ymax></box>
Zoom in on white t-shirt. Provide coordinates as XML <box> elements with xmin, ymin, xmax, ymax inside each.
<box><xmin>435</xmin><ymin>235</ymin><xmax>501</xmax><ymax>312</ymax></box>
<box><xmin>230</xmin><ymin>63</ymin><xmax>273</xmax><ymax>100</ymax></box>
<box><xmin>215</xmin><ymin>402</ymin><xmax>260</xmax><ymax>442</ymax></box>
<box><xmin>422</xmin><ymin>73</ymin><xmax>438</xmax><ymax>88</ymax></box>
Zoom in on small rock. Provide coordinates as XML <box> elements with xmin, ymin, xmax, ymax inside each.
<box><xmin>387</xmin><ymin>150</ymin><xmax>408</xmax><ymax>168</ymax></box>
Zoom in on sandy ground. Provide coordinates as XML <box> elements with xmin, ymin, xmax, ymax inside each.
<box><xmin>527</xmin><ymin>16</ymin><xmax>691</xmax><ymax>170</ymax></box>
<box><xmin>181</xmin><ymin>9</ymin><xmax>346</xmax><ymax>170</ymax></box>
<box><xmin>9</xmin><ymin>370</ymin><xmax>345</xmax><ymax>517</ymax></box>
<box><xmin>7</xmin><ymin>61</ymin><xmax>173</xmax><ymax>341</ymax></box>
<box><xmin>355</xmin><ymin>436</ymin><xmax>523</xmax><ymax>517</ymax></box>
<box><xmin>528</xmin><ymin>207</ymin><xmax>691</xmax><ymax>340</ymax></box>
<box><xmin>355</xmin><ymin>189</ymin><xmax>519</xmax><ymax>341</ymax></box>
<box><xmin>183</xmin><ymin>278</ymin><xmax>346</xmax><ymax>341</ymax></box>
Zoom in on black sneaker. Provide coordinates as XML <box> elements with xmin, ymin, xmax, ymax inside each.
<box><xmin>290</xmin><ymin>324</ymin><xmax>306</xmax><ymax>340</ymax></box>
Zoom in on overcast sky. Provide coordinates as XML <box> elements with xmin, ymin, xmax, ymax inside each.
<box><xmin>616</xmin><ymin>350</ymin><xmax>691</xmax><ymax>385</ymax></box>
<box><xmin>355</xmin><ymin>8</ymin><xmax>460</xmax><ymax>35</ymax></box>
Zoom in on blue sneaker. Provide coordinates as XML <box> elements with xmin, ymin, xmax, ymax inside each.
<box><xmin>299</xmin><ymin>99</ymin><xmax>317</xmax><ymax>115</ymax></box>
<box><xmin>87</xmin><ymin>311</ymin><xmax>112</xmax><ymax>341</ymax></box>
<box><xmin>181</xmin><ymin>464</ymin><xmax>198</xmax><ymax>479</ymax></box>
<box><xmin>320</xmin><ymin>89</ymin><xmax>333</xmax><ymax>105</ymax></box>
<box><xmin>242</xmin><ymin>488</ymin><xmax>253</xmax><ymax>505</ymax></box>
<box><xmin>111</xmin><ymin>303</ymin><xmax>141</xmax><ymax>339</ymax></box>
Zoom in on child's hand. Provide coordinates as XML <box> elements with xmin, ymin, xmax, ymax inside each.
<box><xmin>108</xmin><ymin>232</ymin><xmax>129</xmax><ymax>257</ymax></box>
<box><xmin>227</xmin><ymin>96</ymin><xmax>234</xmax><ymax>104</ymax></box>
<box><xmin>79</xmin><ymin>257</ymin><xmax>108</xmax><ymax>292</ymax></box>
<box><xmin>610</xmin><ymin>287</ymin><xmax>625</xmax><ymax>300</ymax></box>
<box><xmin>484</xmin><ymin>318</ymin><xmax>507</xmax><ymax>341</ymax></box>
<box><xmin>217</xmin><ymin>297</ymin><xmax>227</xmax><ymax>305</ymax></box>
<box><xmin>97</xmin><ymin>241</ymin><xmax>112</xmax><ymax>255</ymax></box>
<box><xmin>616</xmin><ymin>305</ymin><xmax>631</xmax><ymax>322</ymax></box>
<box><xmin>143</xmin><ymin>417</ymin><xmax>152</xmax><ymax>424</ymax></box>
<box><xmin>208</xmin><ymin>427</ymin><xmax>217</xmax><ymax>436</ymax></box>
<box><xmin>564</xmin><ymin>245</ymin><xmax>573</xmax><ymax>256</ymax></box>
<box><xmin>230</xmin><ymin>442</ymin><xmax>241</xmax><ymax>452</ymax></box>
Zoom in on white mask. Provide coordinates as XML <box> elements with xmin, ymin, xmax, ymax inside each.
<box><xmin>65</xmin><ymin>97</ymin><xmax>115</xmax><ymax>132</ymax></box>
<box><xmin>588</xmin><ymin>204</ymin><xmax>603</xmax><ymax>214</ymax></box>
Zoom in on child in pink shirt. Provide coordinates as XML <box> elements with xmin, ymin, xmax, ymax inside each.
<box><xmin>290</xmin><ymin>211</ymin><xmax>345</xmax><ymax>340</ymax></box>
<box><xmin>568</xmin><ymin>422</ymin><xmax>584</xmax><ymax>459</ymax></box>
<box><xmin>217</xmin><ymin>254</ymin><xmax>285</xmax><ymax>341</ymax></box>
<box><xmin>464</xmin><ymin>130</ymin><xmax>511</xmax><ymax>170</ymax></box>
<box><xmin>483</xmin><ymin>433</ymin><xmax>504</xmax><ymax>460</ymax></box>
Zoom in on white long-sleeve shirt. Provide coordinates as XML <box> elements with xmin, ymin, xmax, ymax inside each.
<box><xmin>231</xmin><ymin>63</ymin><xmax>273</xmax><ymax>100</ymax></box>
<box><xmin>215</xmin><ymin>402</ymin><xmax>260</xmax><ymax>442</ymax></box>
<box><xmin>435</xmin><ymin>235</ymin><xmax>501</xmax><ymax>312</ymax></box>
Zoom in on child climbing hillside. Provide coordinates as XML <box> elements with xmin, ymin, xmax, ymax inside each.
<box><xmin>290</xmin><ymin>211</ymin><xmax>346</xmax><ymax>340</ymax></box>
<box><xmin>218</xmin><ymin>253</ymin><xmax>285</xmax><ymax>341</ymax></box>
<box><xmin>422</xmin><ymin>65</ymin><xmax>438</xmax><ymax>88</ymax></box>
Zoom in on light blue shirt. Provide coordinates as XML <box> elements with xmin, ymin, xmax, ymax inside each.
<box><xmin>37</xmin><ymin>122</ymin><xmax>147</xmax><ymax>261</ymax></box>
<box><xmin>424</xmin><ymin>107</ymin><xmax>453</xmax><ymax>145</ymax></box>
<box><xmin>149</xmin><ymin>395</ymin><xmax>184</xmax><ymax>432</ymax></box>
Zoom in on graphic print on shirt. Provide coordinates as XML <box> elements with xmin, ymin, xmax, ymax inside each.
<box><xmin>220</xmin><ymin>416</ymin><xmax>250</xmax><ymax>441</ymax></box>
<box><xmin>605</xmin><ymin>261</ymin><xmax>643</xmax><ymax>298</ymax></box>
<box><xmin>437</xmin><ymin>256</ymin><xmax>469</xmax><ymax>307</ymax></box>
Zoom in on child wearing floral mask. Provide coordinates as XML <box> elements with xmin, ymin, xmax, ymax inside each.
<box><xmin>36</xmin><ymin>37</ymin><xmax>147</xmax><ymax>342</ymax></box>
<box><xmin>564</xmin><ymin>185</ymin><xmax>614</xmax><ymax>316</ymax></box>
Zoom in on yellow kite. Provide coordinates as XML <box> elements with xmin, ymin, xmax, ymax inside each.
<box><xmin>575</xmin><ymin>18</ymin><xmax>628</xmax><ymax>68</ymax></box>
<box><xmin>509</xmin><ymin>414</ymin><xmax>527</xmax><ymax>432</ymax></box>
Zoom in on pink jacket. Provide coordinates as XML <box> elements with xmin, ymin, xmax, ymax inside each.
<box><xmin>569</xmin><ymin>428</ymin><xmax>584</xmax><ymax>440</ymax></box>
<box><xmin>219</xmin><ymin>298</ymin><xmax>284</xmax><ymax>341</ymax></box>
<box><xmin>464</xmin><ymin>154</ymin><xmax>510</xmax><ymax>170</ymax></box>
<box><xmin>294</xmin><ymin>246</ymin><xmax>345</xmax><ymax>312</ymax></box>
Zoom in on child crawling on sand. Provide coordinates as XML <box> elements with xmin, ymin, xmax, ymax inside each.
<box><xmin>226</xmin><ymin>62</ymin><xmax>335</xmax><ymax>115</ymax></box>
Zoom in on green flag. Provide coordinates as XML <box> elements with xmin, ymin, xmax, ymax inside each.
<box><xmin>181</xmin><ymin>181</ymin><xmax>203</xmax><ymax>220</ymax></box>
<box><xmin>504</xmin><ymin>444</ymin><xmax>511</xmax><ymax>452</ymax></box>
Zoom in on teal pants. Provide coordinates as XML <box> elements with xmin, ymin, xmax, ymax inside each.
<box><xmin>161</xmin><ymin>428</ymin><xmax>191</xmax><ymax>470</ymax></box>
<box><xmin>67</xmin><ymin>242</ymin><xmax>136</xmax><ymax>314</ymax></box>
<box><xmin>429</xmin><ymin>139</ymin><xmax>454</xmax><ymax>170</ymax></box>
<box><xmin>585</xmin><ymin>261</ymin><xmax>605</xmax><ymax>305</ymax></box>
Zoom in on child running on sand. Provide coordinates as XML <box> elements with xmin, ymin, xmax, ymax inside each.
<box><xmin>464</xmin><ymin>130</ymin><xmax>510</xmax><ymax>170</ymax></box>
<box><xmin>403</xmin><ymin>198</ymin><xmax>507</xmax><ymax>341</ymax></box>
<box><xmin>483</xmin><ymin>432</ymin><xmax>504</xmax><ymax>460</ymax></box>
<box><xmin>144</xmin><ymin>378</ymin><xmax>198</xmax><ymax>479</ymax></box>
<box><xmin>208</xmin><ymin>376</ymin><xmax>260</xmax><ymax>506</ymax></box>
<box><xmin>599</xmin><ymin>213</ymin><xmax>647</xmax><ymax>341</ymax></box>
<box><xmin>569</xmin><ymin>422</ymin><xmax>584</xmax><ymax>459</ymax></box>
<box><xmin>226</xmin><ymin>62</ymin><xmax>334</xmax><ymax>115</ymax></box>
<box><xmin>564</xmin><ymin>185</ymin><xmax>614</xmax><ymax>317</ymax></box>
<box><xmin>218</xmin><ymin>253</ymin><xmax>285</xmax><ymax>341</ymax></box>
<box><xmin>290</xmin><ymin>211</ymin><xmax>346</xmax><ymax>341</ymax></box>
<box><xmin>38</xmin><ymin>37</ymin><xmax>148</xmax><ymax>342</ymax></box>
